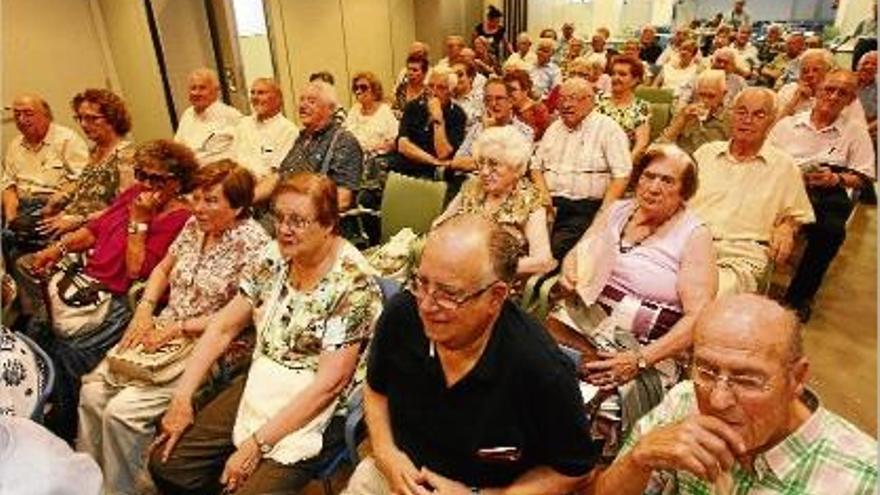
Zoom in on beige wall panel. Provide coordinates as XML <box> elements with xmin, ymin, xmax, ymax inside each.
<box><xmin>414</xmin><ymin>0</ymin><xmax>480</xmax><ymax>65</ymax></box>
<box><xmin>96</xmin><ymin>0</ymin><xmax>172</xmax><ymax>141</ymax></box>
<box><xmin>1</xmin><ymin>0</ymin><xmax>110</xmax><ymax>150</ymax></box>
<box><xmin>341</xmin><ymin>0</ymin><xmax>394</xmax><ymax>106</ymax></box>
<box><xmin>389</xmin><ymin>0</ymin><xmax>417</xmax><ymax>78</ymax></box>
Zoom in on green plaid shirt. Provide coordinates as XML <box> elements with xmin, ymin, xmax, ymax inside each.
<box><xmin>619</xmin><ymin>381</ymin><xmax>878</xmax><ymax>495</ymax></box>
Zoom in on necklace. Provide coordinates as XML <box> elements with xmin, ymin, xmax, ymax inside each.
<box><xmin>617</xmin><ymin>205</ymin><xmax>680</xmax><ymax>253</ymax></box>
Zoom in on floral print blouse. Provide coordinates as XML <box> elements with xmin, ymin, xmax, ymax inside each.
<box><xmin>594</xmin><ymin>95</ymin><xmax>650</xmax><ymax>148</ymax></box>
<box><xmin>64</xmin><ymin>141</ymin><xmax>134</xmax><ymax>217</ymax></box>
<box><xmin>239</xmin><ymin>240</ymin><xmax>383</xmax><ymax>374</ymax></box>
<box><xmin>456</xmin><ymin>176</ymin><xmax>543</xmax><ymax>249</ymax></box>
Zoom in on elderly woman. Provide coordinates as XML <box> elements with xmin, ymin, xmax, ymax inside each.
<box><xmin>434</xmin><ymin>127</ymin><xmax>555</xmax><ymax>277</ymax></box>
<box><xmin>583</xmin><ymin>54</ymin><xmax>612</xmax><ymax>94</ymax></box>
<box><xmin>77</xmin><ymin>161</ymin><xmax>269</xmax><ymax>494</ymax></box>
<box><xmin>549</xmin><ymin>144</ymin><xmax>716</xmax><ymax>390</ymax></box>
<box><xmin>148</xmin><ymin>172</ymin><xmax>383</xmax><ymax>495</ymax></box>
<box><xmin>344</xmin><ymin>71</ymin><xmax>398</xmax><ymax>156</ymax></box>
<box><xmin>653</xmin><ymin>39</ymin><xmax>701</xmax><ymax>97</ymax></box>
<box><xmin>596</xmin><ymin>55</ymin><xmax>652</xmax><ymax>163</ymax></box>
<box><xmin>503</xmin><ymin>69</ymin><xmax>550</xmax><ymax>140</ymax></box>
<box><xmin>392</xmin><ymin>54</ymin><xmax>429</xmax><ymax>118</ymax></box>
<box><xmin>21</xmin><ymin>139</ymin><xmax>197</xmax><ymax>442</ymax></box>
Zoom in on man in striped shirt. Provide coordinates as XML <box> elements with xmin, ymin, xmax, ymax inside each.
<box><xmin>585</xmin><ymin>294</ymin><xmax>877</xmax><ymax>495</ymax></box>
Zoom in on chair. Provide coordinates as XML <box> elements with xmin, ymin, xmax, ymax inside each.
<box><xmin>634</xmin><ymin>87</ymin><xmax>674</xmax><ymax>141</ymax></box>
<box><xmin>634</xmin><ymin>86</ymin><xmax>674</xmax><ymax>104</ymax></box>
<box><xmin>1</xmin><ymin>330</ymin><xmax>55</xmax><ymax>423</ymax></box>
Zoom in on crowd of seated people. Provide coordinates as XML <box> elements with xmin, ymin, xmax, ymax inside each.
<box><xmin>1</xmin><ymin>3</ymin><xmax>877</xmax><ymax>493</ymax></box>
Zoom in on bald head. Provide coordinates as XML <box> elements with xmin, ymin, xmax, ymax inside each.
<box><xmin>427</xmin><ymin>214</ymin><xmax>519</xmax><ymax>285</ymax></box>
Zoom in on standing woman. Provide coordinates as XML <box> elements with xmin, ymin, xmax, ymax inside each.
<box><xmin>472</xmin><ymin>5</ymin><xmax>512</xmax><ymax>62</ymax></box>
<box><xmin>391</xmin><ymin>54</ymin><xmax>429</xmax><ymax>119</ymax></box>
<box><xmin>596</xmin><ymin>55</ymin><xmax>651</xmax><ymax>163</ymax></box>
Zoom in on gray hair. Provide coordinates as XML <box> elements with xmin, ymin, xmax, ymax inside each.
<box><xmin>584</xmin><ymin>53</ymin><xmax>605</xmax><ymax>69</ymax></box>
<box><xmin>306</xmin><ymin>81</ymin><xmax>339</xmax><ymax>110</ymax></box>
<box><xmin>537</xmin><ymin>37</ymin><xmax>556</xmax><ymax>51</ymax></box>
<box><xmin>568</xmin><ymin>56</ymin><xmax>592</xmax><ymax>73</ymax></box>
<box><xmin>188</xmin><ymin>67</ymin><xmax>220</xmax><ymax>88</ymax></box>
<box><xmin>712</xmin><ymin>47</ymin><xmax>737</xmax><ymax>63</ymax></box>
<box><xmin>696</xmin><ymin>69</ymin><xmax>727</xmax><ymax>91</ymax></box>
<box><xmin>560</xmin><ymin>76</ymin><xmax>593</xmax><ymax>96</ymax></box>
<box><xmin>430</xmin><ymin>68</ymin><xmax>458</xmax><ymax>91</ymax></box>
<box><xmin>800</xmin><ymin>48</ymin><xmax>835</xmax><ymax>70</ymax></box>
<box><xmin>732</xmin><ymin>86</ymin><xmax>777</xmax><ymax>117</ymax></box>
<box><xmin>472</xmin><ymin>126</ymin><xmax>533</xmax><ymax>175</ymax></box>
<box><xmin>517</xmin><ymin>32</ymin><xmax>532</xmax><ymax>44</ymax></box>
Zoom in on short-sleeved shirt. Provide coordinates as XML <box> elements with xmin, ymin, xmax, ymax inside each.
<box><xmin>233</xmin><ymin>113</ymin><xmax>299</xmax><ymax>179</ymax></box>
<box><xmin>1</xmin><ymin>123</ymin><xmax>89</xmax><ymax>196</ymax></box>
<box><xmin>63</xmin><ymin>141</ymin><xmax>135</xmax><ymax>218</ymax></box>
<box><xmin>397</xmin><ymin>98</ymin><xmax>467</xmax><ymax>177</ymax></box>
<box><xmin>277</xmin><ymin>120</ymin><xmax>363</xmax><ymax>191</ymax></box>
<box><xmin>595</xmin><ymin>95</ymin><xmax>651</xmax><ymax>147</ymax></box>
<box><xmin>84</xmin><ymin>185</ymin><xmax>191</xmax><ymax>294</ymax></box>
<box><xmin>661</xmin><ymin>110</ymin><xmax>730</xmax><ymax>156</ymax></box>
<box><xmin>532</xmin><ymin>113</ymin><xmax>632</xmax><ymax>201</ymax></box>
<box><xmin>529</xmin><ymin>63</ymin><xmax>562</xmax><ymax>100</ymax></box>
<box><xmin>619</xmin><ymin>381</ymin><xmax>878</xmax><ymax>495</ymax></box>
<box><xmin>367</xmin><ymin>292</ymin><xmax>600</xmax><ymax>488</ymax></box>
<box><xmin>344</xmin><ymin>102</ymin><xmax>399</xmax><ymax>155</ymax></box>
<box><xmin>174</xmin><ymin>101</ymin><xmax>243</xmax><ymax>164</ymax></box>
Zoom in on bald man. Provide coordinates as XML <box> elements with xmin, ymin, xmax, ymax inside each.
<box><xmin>343</xmin><ymin>214</ymin><xmax>600</xmax><ymax>495</ymax></box>
<box><xmin>2</xmin><ymin>94</ymin><xmax>88</xmax><ymax>224</ymax></box>
<box><xmin>233</xmin><ymin>78</ymin><xmax>299</xmax><ymax>184</ymax></box>
<box><xmin>174</xmin><ymin>68</ymin><xmax>242</xmax><ymax>163</ymax></box>
<box><xmin>586</xmin><ymin>294</ymin><xmax>877</xmax><ymax>495</ymax></box>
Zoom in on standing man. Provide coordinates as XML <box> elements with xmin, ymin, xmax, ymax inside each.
<box><xmin>726</xmin><ymin>0</ymin><xmax>751</xmax><ymax>29</ymax></box>
<box><xmin>174</xmin><ymin>68</ymin><xmax>242</xmax><ymax>163</ymax></box>
<box><xmin>638</xmin><ymin>25</ymin><xmax>663</xmax><ymax>65</ymax></box>
<box><xmin>532</xmin><ymin>78</ymin><xmax>631</xmax><ymax>260</ymax></box>
<box><xmin>342</xmin><ymin>214</ymin><xmax>600</xmax><ymax>495</ymax></box>
<box><xmin>768</xmin><ymin>71</ymin><xmax>875</xmax><ymax>321</ymax></box>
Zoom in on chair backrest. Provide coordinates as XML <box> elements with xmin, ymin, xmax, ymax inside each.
<box><xmin>0</xmin><ymin>330</ymin><xmax>54</xmax><ymax>422</ymax></box>
<box><xmin>380</xmin><ymin>172</ymin><xmax>448</xmax><ymax>244</ymax></box>
<box><xmin>634</xmin><ymin>86</ymin><xmax>674</xmax><ymax>104</ymax></box>
<box><xmin>647</xmin><ymin>102</ymin><xmax>672</xmax><ymax>141</ymax></box>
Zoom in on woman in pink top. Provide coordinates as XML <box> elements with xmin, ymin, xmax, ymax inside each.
<box><xmin>21</xmin><ymin>139</ymin><xmax>197</xmax><ymax>441</ymax></box>
<box><xmin>551</xmin><ymin>144</ymin><xmax>717</xmax><ymax>390</ymax></box>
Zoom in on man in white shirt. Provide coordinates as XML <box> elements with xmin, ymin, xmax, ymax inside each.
<box><xmin>776</xmin><ymin>49</ymin><xmax>867</xmax><ymax>127</ymax></box>
<box><xmin>586</xmin><ymin>33</ymin><xmax>610</xmax><ymax>69</ymax></box>
<box><xmin>690</xmin><ymin>88</ymin><xmax>814</xmax><ymax>295</ymax></box>
<box><xmin>532</xmin><ymin>78</ymin><xmax>631</xmax><ymax>260</ymax></box>
<box><xmin>174</xmin><ymin>68</ymin><xmax>242</xmax><ymax>164</ymax></box>
<box><xmin>435</xmin><ymin>35</ymin><xmax>466</xmax><ymax>73</ymax></box>
<box><xmin>768</xmin><ymin>70</ymin><xmax>875</xmax><ymax>321</ymax></box>
<box><xmin>731</xmin><ymin>25</ymin><xmax>760</xmax><ymax>75</ymax></box>
<box><xmin>505</xmin><ymin>32</ymin><xmax>537</xmax><ymax>71</ymax></box>
<box><xmin>530</xmin><ymin>38</ymin><xmax>562</xmax><ymax>101</ymax></box>
<box><xmin>2</xmin><ymin>94</ymin><xmax>88</xmax><ymax>224</ymax></box>
<box><xmin>233</xmin><ymin>78</ymin><xmax>299</xmax><ymax>202</ymax></box>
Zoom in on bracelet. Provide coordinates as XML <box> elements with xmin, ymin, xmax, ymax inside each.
<box><xmin>56</xmin><ymin>241</ymin><xmax>69</xmax><ymax>258</ymax></box>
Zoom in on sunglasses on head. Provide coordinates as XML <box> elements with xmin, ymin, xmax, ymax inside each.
<box><xmin>135</xmin><ymin>168</ymin><xmax>173</xmax><ymax>185</ymax></box>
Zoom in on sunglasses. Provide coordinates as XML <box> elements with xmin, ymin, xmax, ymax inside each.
<box><xmin>353</xmin><ymin>83</ymin><xmax>371</xmax><ymax>93</ymax></box>
<box><xmin>135</xmin><ymin>168</ymin><xmax>174</xmax><ymax>186</ymax></box>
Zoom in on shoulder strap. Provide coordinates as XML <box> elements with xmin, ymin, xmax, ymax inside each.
<box><xmin>320</xmin><ymin>128</ymin><xmax>343</xmax><ymax>175</ymax></box>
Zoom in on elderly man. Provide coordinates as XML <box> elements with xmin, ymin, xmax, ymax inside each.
<box><xmin>768</xmin><ymin>71</ymin><xmax>875</xmax><ymax>322</ymax></box>
<box><xmin>174</xmin><ymin>68</ymin><xmax>242</xmax><ymax>163</ymax></box>
<box><xmin>689</xmin><ymin>88</ymin><xmax>814</xmax><ymax>295</ymax></box>
<box><xmin>658</xmin><ymin>70</ymin><xmax>730</xmax><ymax>155</ymax></box>
<box><xmin>726</xmin><ymin>0</ymin><xmax>751</xmax><ymax>29</ymax></box>
<box><xmin>233</xmin><ymin>78</ymin><xmax>299</xmax><ymax>200</ymax></box>
<box><xmin>342</xmin><ymin>215</ymin><xmax>600</xmax><ymax>495</ymax></box>
<box><xmin>554</xmin><ymin>22</ymin><xmax>579</xmax><ymax>63</ymax></box>
<box><xmin>2</xmin><ymin>94</ymin><xmax>88</xmax><ymax>224</ymax></box>
<box><xmin>530</xmin><ymin>38</ymin><xmax>562</xmax><ymax>100</ymax></box>
<box><xmin>532</xmin><ymin>78</ymin><xmax>631</xmax><ymax>260</ymax></box>
<box><xmin>435</xmin><ymin>35</ymin><xmax>466</xmax><ymax>72</ymax></box>
<box><xmin>776</xmin><ymin>49</ymin><xmax>867</xmax><ymax>126</ymax></box>
<box><xmin>276</xmin><ymin>81</ymin><xmax>361</xmax><ymax>209</ymax></box>
<box><xmin>760</xmin><ymin>32</ymin><xmax>805</xmax><ymax>89</ymax></box>
<box><xmin>731</xmin><ymin>25</ymin><xmax>759</xmax><ymax>74</ymax></box>
<box><xmin>856</xmin><ymin>51</ymin><xmax>877</xmax><ymax>140</ymax></box>
<box><xmin>396</xmin><ymin>69</ymin><xmax>467</xmax><ymax>181</ymax></box>
<box><xmin>757</xmin><ymin>24</ymin><xmax>785</xmax><ymax>66</ymax></box>
<box><xmin>505</xmin><ymin>32</ymin><xmax>537</xmax><ymax>71</ymax></box>
<box><xmin>639</xmin><ymin>25</ymin><xmax>663</xmax><ymax>64</ymax></box>
<box><xmin>586</xmin><ymin>294</ymin><xmax>878</xmax><ymax>495</ymax></box>
<box><xmin>586</xmin><ymin>32</ymin><xmax>610</xmax><ymax>68</ymax></box>
<box><xmin>560</xmin><ymin>37</ymin><xmax>587</xmax><ymax>78</ymax></box>
<box><xmin>678</xmin><ymin>48</ymin><xmax>746</xmax><ymax>111</ymax></box>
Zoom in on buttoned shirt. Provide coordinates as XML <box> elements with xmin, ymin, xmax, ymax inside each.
<box><xmin>2</xmin><ymin>123</ymin><xmax>89</xmax><ymax>196</ymax></box>
<box><xmin>768</xmin><ymin>112</ymin><xmax>876</xmax><ymax>179</ymax></box>
<box><xmin>776</xmin><ymin>82</ymin><xmax>868</xmax><ymax>128</ymax></box>
<box><xmin>619</xmin><ymin>381</ymin><xmax>878</xmax><ymax>495</ymax></box>
<box><xmin>532</xmin><ymin>112</ymin><xmax>632</xmax><ymax>201</ymax></box>
<box><xmin>174</xmin><ymin>100</ymin><xmax>242</xmax><ymax>164</ymax></box>
<box><xmin>277</xmin><ymin>120</ymin><xmax>363</xmax><ymax>191</ymax></box>
<box><xmin>504</xmin><ymin>51</ymin><xmax>537</xmax><ymax>71</ymax></box>
<box><xmin>233</xmin><ymin>112</ymin><xmax>299</xmax><ymax>179</ymax></box>
<box><xmin>690</xmin><ymin>141</ymin><xmax>814</xmax><ymax>243</ymax></box>
<box><xmin>529</xmin><ymin>62</ymin><xmax>562</xmax><ymax>100</ymax></box>
<box><xmin>453</xmin><ymin>88</ymin><xmax>485</xmax><ymax>131</ymax></box>
<box><xmin>659</xmin><ymin>110</ymin><xmax>730</xmax><ymax>156</ymax></box>
<box><xmin>454</xmin><ymin>119</ymin><xmax>534</xmax><ymax>159</ymax></box>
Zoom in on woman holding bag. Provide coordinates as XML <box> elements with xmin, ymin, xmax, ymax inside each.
<box><xmin>77</xmin><ymin>160</ymin><xmax>268</xmax><ymax>494</ymax></box>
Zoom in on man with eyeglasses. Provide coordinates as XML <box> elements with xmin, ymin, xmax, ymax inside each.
<box><xmin>689</xmin><ymin>87</ymin><xmax>813</xmax><ymax>296</ymax></box>
<box><xmin>767</xmin><ymin>70</ymin><xmax>875</xmax><ymax>322</ymax></box>
<box><xmin>342</xmin><ymin>214</ymin><xmax>601</xmax><ymax>495</ymax></box>
<box><xmin>585</xmin><ymin>293</ymin><xmax>877</xmax><ymax>495</ymax></box>
<box><xmin>174</xmin><ymin>68</ymin><xmax>242</xmax><ymax>164</ymax></box>
<box><xmin>2</xmin><ymin>94</ymin><xmax>88</xmax><ymax>226</ymax></box>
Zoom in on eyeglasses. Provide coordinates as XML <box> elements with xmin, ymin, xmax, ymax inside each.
<box><xmin>692</xmin><ymin>363</ymin><xmax>773</xmax><ymax>398</ymax></box>
<box><xmin>411</xmin><ymin>274</ymin><xmax>498</xmax><ymax>310</ymax></box>
<box><xmin>272</xmin><ymin>211</ymin><xmax>315</xmax><ymax>231</ymax></box>
<box><xmin>74</xmin><ymin>113</ymin><xmax>106</xmax><ymax>125</ymax></box>
<box><xmin>353</xmin><ymin>83</ymin><xmax>371</xmax><ymax>94</ymax></box>
<box><xmin>134</xmin><ymin>168</ymin><xmax>174</xmax><ymax>186</ymax></box>
<box><xmin>475</xmin><ymin>157</ymin><xmax>510</xmax><ymax>174</ymax></box>
<box><xmin>731</xmin><ymin>107</ymin><xmax>769</xmax><ymax>122</ymax></box>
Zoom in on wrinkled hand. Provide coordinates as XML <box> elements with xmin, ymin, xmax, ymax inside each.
<box><xmin>141</xmin><ymin>322</ymin><xmax>183</xmax><ymax>352</ymax></box>
<box><xmin>769</xmin><ymin>222</ymin><xmax>795</xmax><ymax>265</ymax></box>
<box><xmin>376</xmin><ymin>448</ymin><xmax>423</xmax><ymax>495</ymax></box>
<box><xmin>583</xmin><ymin>350</ymin><xmax>640</xmax><ymax>389</ymax></box>
<box><xmin>630</xmin><ymin>414</ymin><xmax>746</xmax><ymax>482</ymax></box>
<box><xmin>38</xmin><ymin>214</ymin><xmax>81</xmax><ymax>237</ymax></box>
<box><xmin>681</xmin><ymin>103</ymin><xmax>705</xmax><ymax>121</ymax></box>
<box><xmin>118</xmin><ymin>309</ymin><xmax>155</xmax><ymax>351</ymax></box>
<box><xmin>26</xmin><ymin>247</ymin><xmax>62</xmax><ymax>276</ymax></box>
<box><xmin>130</xmin><ymin>191</ymin><xmax>162</xmax><ymax>223</ymax></box>
<box><xmin>403</xmin><ymin>467</ymin><xmax>471</xmax><ymax>495</ymax></box>
<box><xmin>151</xmin><ymin>396</ymin><xmax>194</xmax><ymax>463</ymax></box>
<box><xmin>804</xmin><ymin>167</ymin><xmax>840</xmax><ymax>189</ymax></box>
<box><xmin>220</xmin><ymin>438</ymin><xmax>262</xmax><ymax>493</ymax></box>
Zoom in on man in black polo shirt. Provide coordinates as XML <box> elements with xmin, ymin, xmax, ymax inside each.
<box><xmin>342</xmin><ymin>214</ymin><xmax>599</xmax><ymax>495</ymax></box>
<box><xmin>275</xmin><ymin>80</ymin><xmax>362</xmax><ymax>209</ymax></box>
<box><xmin>396</xmin><ymin>69</ymin><xmax>467</xmax><ymax>181</ymax></box>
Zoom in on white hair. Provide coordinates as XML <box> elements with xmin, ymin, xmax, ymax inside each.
<box><xmin>584</xmin><ymin>53</ymin><xmax>606</xmax><ymax>69</ymax></box>
<box><xmin>189</xmin><ymin>67</ymin><xmax>220</xmax><ymax>88</ymax></box>
<box><xmin>800</xmin><ymin>48</ymin><xmax>835</xmax><ymax>70</ymax></box>
<box><xmin>537</xmin><ymin>38</ymin><xmax>556</xmax><ymax>51</ymax></box>
<box><xmin>732</xmin><ymin>87</ymin><xmax>778</xmax><ymax>117</ymax></box>
<box><xmin>517</xmin><ymin>32</ymin><xmax>532</xmax><ymax>43</ymax></box>
<box><xmin>430</xmin><ymin>68</ymin><xmax>458</xmax><ymax>91</ymax></box>
<box><xmin>306</xmin><ymin>81</ymin><xmax>339</xmax><ymax>110</ymax></box>
<box><xmin>472</xmin><ymin>126</ymin><xmax>533</xmax><ymax>175</ymax></box>
<box><xmin>696</xmin><ymin>69</ymin><xmax>727</xmax><ymax>91</ymax></box>
<box><xmin>713</xmin><ymin>47</ymin><xmax>737</xmax><ymax>62</ymax></box>
<box><xmin>561</xmin><ymin>76</ymin><xmax>593</xmax><ymax>95</ymax></box>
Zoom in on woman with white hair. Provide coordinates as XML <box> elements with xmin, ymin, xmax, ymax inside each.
<box><xmin>581</xmin><ymin>54</ymin><xmax>612</xmax><ymax>94</ymax></box>
<box><xmin>434</xmin><ymin>126</ymin><xmax>556</xmax><ymax>276</ymax></box>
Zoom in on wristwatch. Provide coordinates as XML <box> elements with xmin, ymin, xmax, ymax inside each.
<box><xmin>127</xmin><ymin>221</ymin><xmax>148</xmax><ymax>235</ymax></box>
<box><xmin>635</xmin><ymin>350</ymin><xmax>648</xmax><ymax>371</ymax></box>
<box><xmin>253</xmin><ymin>431</ymin><xmax>273</xmax><ymax>456</ymax></box>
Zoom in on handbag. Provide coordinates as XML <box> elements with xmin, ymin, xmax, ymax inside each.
<box><xmin>46</xmin><ymin>255</ymin><xmax>112</xmax><ymax>339</ymax></box>
<box><xmin>105</xmin><ymin>333</ymin><xmax>194</xmax><ymax>385</ymax></box>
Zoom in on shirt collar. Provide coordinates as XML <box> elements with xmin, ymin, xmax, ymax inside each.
<box><xmin>793</xmin><ymin>111</ymin><xmax>845</xmax><ymax>134</ymax></box>
<box><xmin>255</xmin><ymin>111</ymin><xmax>283</xmax><ymax>127</ymax></box>
<box><xmin>195</xmin><ymin>100</ymin><xmax>223</xmax><ymax>119</ymax></box>
<box><xmin>754</xmin><ymin>389</ymin><xmax>822</xmax><ymax>481</ymax></box>
<box><xmin>715</xmin><ymin>140</ymin><xmax>772</xmax><ymax>165</ymax></box>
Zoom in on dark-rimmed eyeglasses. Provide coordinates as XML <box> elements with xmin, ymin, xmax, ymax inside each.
<box><xmin>411</xmin><ymin>274</ymin><xmax>498</xmax><ymax>310</ymax></box>
<box><xmin>134</xmin><ymin>168</ymin><xmax>174</xmax><ymax>186</ymax></box>
<box><xmin>353</xmin><ymin>83</ymin><xmax>371</xmax><ymax>94</ymax></box>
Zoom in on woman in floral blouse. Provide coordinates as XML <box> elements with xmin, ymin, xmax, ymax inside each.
<box><xmin>434</xmin><ymin>126</ymin><xmax>556</xmax><ymax>277</ymax></box>
<box><xmin>595</xmin><ymin>55</ymin><xmax>652</xmax><ymax>164</ymax></box>
<box><xmin>77</xmin><ymin>160</ymin><xmax>269</xmax><ymax>495</ymax></box>
<box><xmin>150</xmin><ymin>172</ymin><xmax>383</xmax><ymax>495</ymax></box>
